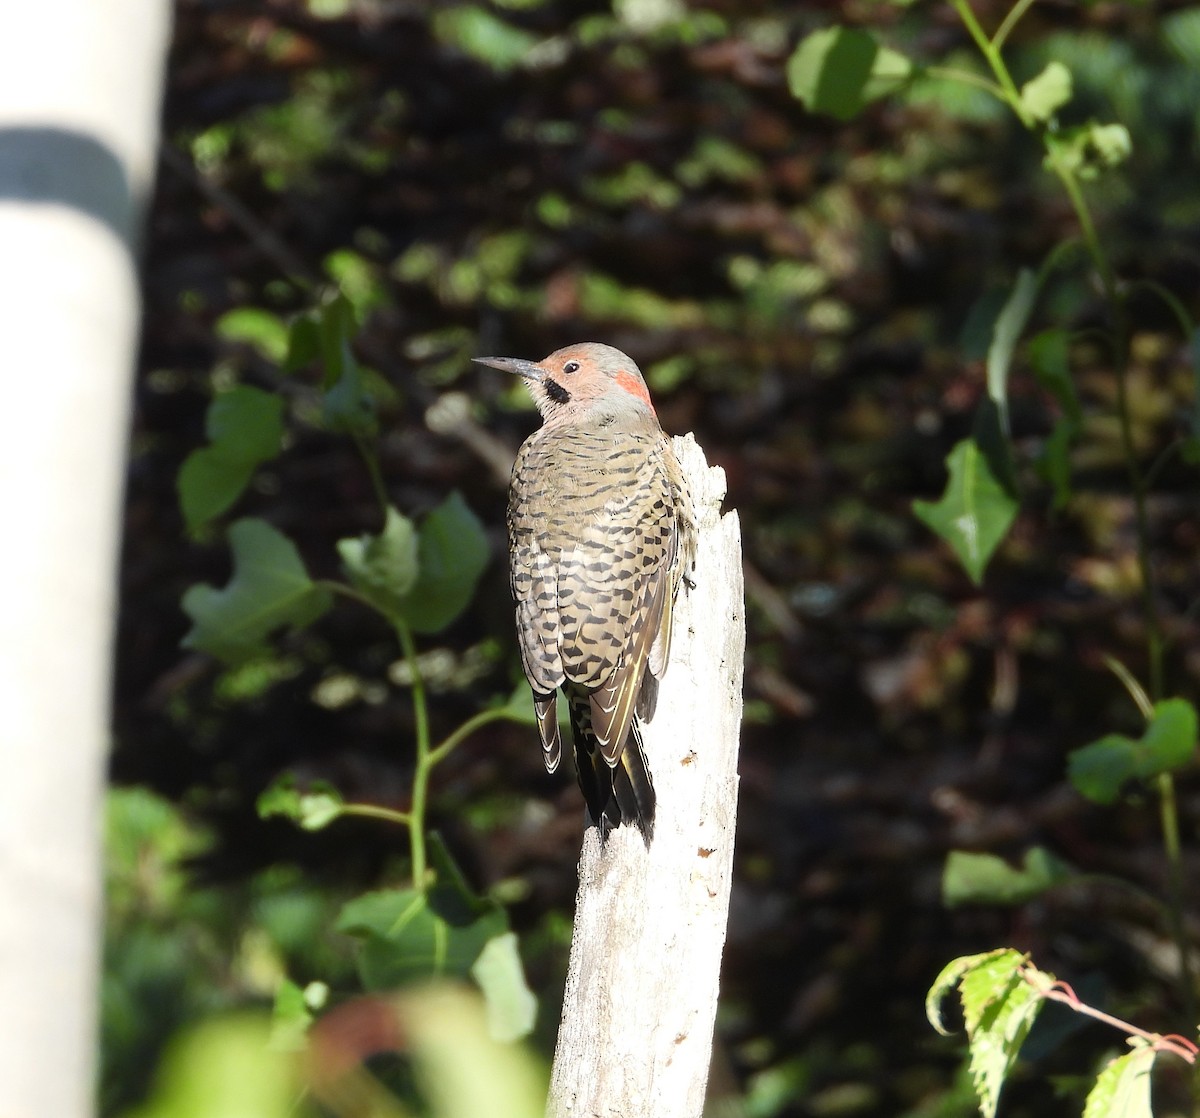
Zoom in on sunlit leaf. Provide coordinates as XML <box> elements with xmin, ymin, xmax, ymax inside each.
<box><xmin>942</xmin><ymin>847</ymin><xmax>1075</xmax><ymax>907</ymax></box>
<box><xmin>432</xmin><ymin>6</ymin><xmax>539</xmax><ymax>73</ymax></box>
<box><xmin>181</xmin><ymin>519</ymin><xmax>332</xmax><ymax>662</ymax></box>
<box><xmin>471</xmin><ymin>933</ymin><xmax>537</xmax><ymax>1042</ymax></box>
<box><xmin>337</xmin><ymin>506</ymin><xmax>420</xmax><ymax>622</ymax></box>
<box><xmin>397</xmin><ymin>986</ymin><xmax>547</xmax><ymax>1118</ymax></box>
<box><xmin>337</xmin><ymin>889</ymin><xmax>507</xmax><ymax>990</ymax></box>
<box><xmin>216</xmin><ymin>308</ymin><xmax>290</xmax><ymax>364</ymax></box>
<box><xmin>787</xmin><ymin>27</ymin><xmax>912</xmax><ymax>122</ymax></box>
<box><xmin>1082</xmin><ymin>1041</ymin><xmax>1156</xmax><ymax>1118</ymax></box>
<box><xmin>987</xmin><ymin>269</ymin><xmax>1039</xmax><ymax>434</ymax></box>
<box><xmin>1020</xmin><ymin>61</ymin><xmax>1072</xmax><ymax>123</ymax></box>
<box><xmin>257</xmin><ymin>777</ymin><xmax>346</xmax><ymax>831</ymax></box>
<box><xmin>123</xmin><ymin>1014</ymin><xmax>301</xmax><ymax>1118</ymax></box>
<box><xmin>1068</xmin><ymin>698</ymin><xmax>1198</xmax><ymax>804</ymax></box>
<box><xmin>399</xmin><ymin>492</ymin><xmax>491</xmax><ymax>634</ymax></box>
<box><xmin>913</xmin><ymin>426</ymin><xmax>1018</xmax><ymax>584</ymax></box>
<box><xmin>926</xmin><ymin>949</ymin><xmax>1049</xmax><ymax>1118</ymax></box>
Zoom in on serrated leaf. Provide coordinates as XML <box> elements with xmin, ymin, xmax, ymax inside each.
<box><xmin>958</xmin><ymin>950</ymin><xmax>1044</xmax><ymax>1118</ymax></box>
<box><xmin>1083</xmin><ymin>1042</ymin><xmax>1156</xmax><ymax>1118</ymax></box>
<box><xmin>926</xmin><ymin>949</ymin><xmax>1015</xmax><ymax>1036</ymax></box>
<box><xmin>471</xmin><ymin>933</ymin><xmax>537</xmax><ymax>1042</ymax></box>
<box><xmin>337</xmin><ymin>506</ymin><xmax>420</xmax><ymax>621</ymax></box>
<box><xmin>913</xmin><ymin>432</ymin><xmax>1018</xmax><ymax>584</ymax></box>
<box><xmin>943</xmin><ymin>847</ymin><xmax>1075</xmax><ymax>908</ymax></box>
<box><xmin>178</xmin><ymin>386</ymin><xmax>285</xmax><ymax>530</ymax></box>
<box><xmin>181</xmin><ymin>519</ymin><xmax>332</xmax><ymax>662</ymax></box>
<box><xmin>1020</xmin><ymin>61</ymin><xmax>1072</xmax><ymax>123</ymax></box>
<box><xmin>399</xmin><ymin>492</ymin><xmax>491</xmax><ymax>634</ymax></box>
<box><xmin>1069</xmin><ymin>699</ymin><xmax>1198</xmax><ymax>804</ymax></box>
<box><xmin>787</xmin><ymin>27</ymin><xmax>912</xmax><ymax>122</ymax></box>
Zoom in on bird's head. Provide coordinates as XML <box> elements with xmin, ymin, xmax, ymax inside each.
<box><xmin>474</xmin><ymin>343</ymin><xmax>655</xmax><ymax>422</ymax></box>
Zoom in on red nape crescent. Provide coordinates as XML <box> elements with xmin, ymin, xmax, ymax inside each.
<box><xmin>615</xmin><ymin>368</ymin><xmax>655</xmax><ymax>412</ymax></box>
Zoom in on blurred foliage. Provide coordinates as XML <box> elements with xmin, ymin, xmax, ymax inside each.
<box><xmin>114</xmin><ymin>0</ymin><xmax>1200</xmax><ymax>1115</ymax></box>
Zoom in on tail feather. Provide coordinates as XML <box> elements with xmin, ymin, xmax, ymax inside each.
<box><xmin>566</xmin><ymin>683</ymin><xmax>655</xmax><ymax>844</ymax></box>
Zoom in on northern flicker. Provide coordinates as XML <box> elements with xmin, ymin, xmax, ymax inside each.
<box><xmin>474</xmin><ymin>343</ymin><xmax>695</xmax><ymax>842</ymax></box>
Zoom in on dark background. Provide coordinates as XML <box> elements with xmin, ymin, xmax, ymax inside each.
<box><xmin>107</xmin><ymin>2</ymin><xmax>1200</xmax><ymax>1115</ymax></box>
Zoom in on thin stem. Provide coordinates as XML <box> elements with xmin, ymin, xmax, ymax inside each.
<box><xmin>992</xmin><ymin>0</ymin><xmax>1039</xmax><ymax>53</ymax></box>
<box><xmin>1101</xmin><ymin>654</ymin><xmax>1154</xmax><ymax>721</ymax></box>
<box><xmin>948</xmin><ymin>0</ymin><xmax>1032</xmax><ymax>126</ymax></box>
<box><xmin>395</xmin><ymin>620</ymin><xmax>431</xmax><ymax>890</ymax></box>
<box><xmin>354</xmin><ymin>432</ymin><xmax>390</xmax><ymax>519</ymax></box>
<box><xmin>428</xmin><ymin>707</ymin><xmax>516</xmax><ymax>769</ymax></box>
<box><xmin>1021</xmin><ymin>965</ymin><xmax>1198</xmax><ymax>1063</ymax></box>
<box><xmin>340</xmin><ymin>803</ymin><xmax>413</xmax><ymax>827</ymax></box>
<box><xmin>924</xmin><ymin>65</ymin><xmax>1006</xmax><ymax>99</ymax></box>
<box><xmin>1158</xmin><ymin>772</ymin><xmax>1197</xmax><ymax>1028</ymax></box>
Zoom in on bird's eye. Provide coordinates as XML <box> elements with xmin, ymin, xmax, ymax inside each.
<box><xmin>563</xmin><ymin>361</ymin><xmax>580</xmax><ymax>375</ymax></box>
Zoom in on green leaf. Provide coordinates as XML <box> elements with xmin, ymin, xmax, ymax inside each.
<box><xmin>178</xmin><ymin>449</ymin><xmax>256</xmax><ymax>533</ymax></box>
<box><xmin>337</xmin><ymin>888</ymin><xmax>507</xmax><ymax>990</ymax></box>
<box><xmin>1083</xmin><ymin>1041</ymin><xmax>1156</xmax><ymax>1118</ymax></box>
<box><xmin>913</xmin><ymin>426</ymin><xmax>1018</xmax><ymax>584</ymax></box>
<box><xmin>1020</xmin><ymin>61</ymin><xmax>1072</xmax><ymax>123</ymax></box>
<box><xmin>394</xmin><ymin>986</ymin><xmax>547</xmax><ymax>1118</ymax></box>
<box><xmin>942</xmin><ymin>847</ymin><xmax>1075</xmax><ymax>907</ymax></box>
<box><xmin>432</xmin><ymin>6</ymin><xmax>540</xmax><ymax>73</ymax></box>
<box><xmin>206</xmin><ymin>386</ymin><xmax>285</xmax><ymax>459</ymax></box>
<box><xmin>786</xmin><ymin>27</ymin><xmax>912</xmax><ymax>122</ymax></box>
<box><xmin>471</xmin><ymin>933</ymin><xmax>537</xmax><ymax>1042</ymax></box>
<box><xmin>283</xmin><ymin>315</ymin><xmax>321</xmax><ymax>373</ymax></box>
<box><xmin>1036</xmin><ymin>418</ymin><xmax>1077</xmax><ymax>510</ymax></box>
<box><xmin>1028</xmin><ymin>328</ymin><xmax>1080</xmax><ymax>423</ymax></box>
<box><xmin>177</xmin><ymin>386</ymin><xmax>285</xmax><ymax>531</ymax></box>
<box><xmin>959</xmin><ymin>951</ymin><xmax>1044</xmax><ymax>1118</ymax></box>
<box><xmin>181</xmin><ymin>519</ymin><xmax>332</xmax><ymax>662</ymax></box>
<box><xmin>337</xmin><ymin>506</ymin><xmax>420</xmax><ymax>621</ymax></box>
<box><xmin>216</xmin><ymin>308</ymin><xmax>290</xmax><ymax>364</ymax></box>
<box><xmin>315</xmin><ymin>295</ymin><xmax>377</xmax><ymax>435</ymax></box>
<box><xmin>269</xmin><ymin>979</ymin><xmax>314</xmax><ymax>1051</ymax></box>
<box><xmin>399</xmin><ymin>492</ymin><xmax>491</xmax><ymax>634</ymax></box>
<box><xmin>987</xmin><ymin>269</ymin><xmax>1039</xmax><ymax>435</ymax></box>
<box><xmin>124</xmin><ymin>1014</ymin><xmax>298</xmax><ymax>1118</ymax></box>
<box><xmin>1069</xmin><ymin>698</ymin><xmax>1198</xmax><ymax>804</ymax></box>
<box><xmin>1045</xmin><ymin>122</ymin><xmax>1132</xmax><ymax>180</ymax></box>
<box><xmin>428</xmin><ymin>832</ymin><xmax>497</xmax><ymax>925</ymax></box>
<box><xmin>257</xmin><ymin>777</ymin><xmax>345</xmax><ymax>830</ymax></box>
<box><xmin>927</xmin><ymin>950</ymin><xmax>1012</xmax><ymax>1036</ymax></box>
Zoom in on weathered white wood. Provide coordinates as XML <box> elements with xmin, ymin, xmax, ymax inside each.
<box><xmin>547</xmin><ymin>435</ymin><xmax>744</xmax><ymax>1118</ymax></box>
<box><xmin>0</xmin><ymin>4</ymin><xmax>169</xmax><ymax>1116</ymax></box>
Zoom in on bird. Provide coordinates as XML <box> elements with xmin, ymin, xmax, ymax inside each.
<box><xmin>474</xmin><ymin>343</ymin><xmax>695</xmax><ymax>842</ymax></box>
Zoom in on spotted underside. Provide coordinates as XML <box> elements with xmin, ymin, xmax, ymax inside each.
<box><xmin>507</xmin><ymin>411</ymin><xmax>694</xmax><ymax>835</ymax></box>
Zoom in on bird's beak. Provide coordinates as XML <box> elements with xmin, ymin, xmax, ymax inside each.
<box><xmin>472</xmin><ymin>356</ymin><xmax>547</xmax><ymax>382</ymax></box>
